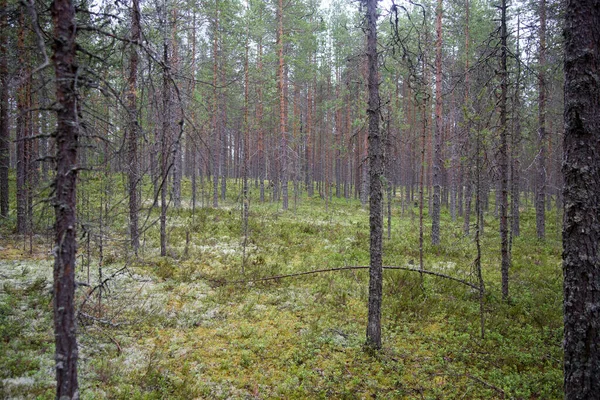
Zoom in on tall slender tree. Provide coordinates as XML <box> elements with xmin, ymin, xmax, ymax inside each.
<box><xmin>536</xmin><ymin>0</ymin><xmax>547</xmax><ymax>240</ymax></box>
<box><xmin>431</xmin><ymin>0</ymin><xmax>443</xmax><ymax>245</ymax></box>
<box><xmin>0</xmin><ymin>0</ymin><xmax>8</xmax><ymax>219</ymax></box>
<box><xmin>51</xmin><ymin>0</ymin><xmax>80</xmax><ymax>394</ymax></box>
<box><xmin>277</xmin><ymin>0</ymin><xmax>289</xmax><ymax>210</ymax></box>
<box><xmin>127</xmin><ymin>0</ymin><xmax>141</xmax><ymax>252</ymax></box>
<box><xmin>365</xmin><ymin>0</ymin><xmax>383</xmax><ymax>350</ymax></box>
<box><xmin>499</xmin><ymin>0</ymin><xmax>510</xmax><ymax>300</ymax></box>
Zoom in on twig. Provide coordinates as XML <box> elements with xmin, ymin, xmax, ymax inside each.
<box><xmin>78</xmin><ymin>311</ymin><xmax>122</xmax><ymax>327</ymax></box>
<box><xmin>464</xmin><ymin>373</ymin><xmax>506</xmax><ymax>398</ymax></box>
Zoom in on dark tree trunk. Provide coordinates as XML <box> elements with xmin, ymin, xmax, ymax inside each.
<box><xmin>160</xmin><ymin>34</ymin><xmax>170</xmax><ymax>257</ymax></box>
<box><xmin>562</xmin><ymin>0</ymin><xmax>600</xmax><ymax>396</ymax></box>
<box><xmin>511</xmin><ymin>17</ymin><xmax>522</xmax><ymax>238</ymax></box>
<box><xmin>499</xmin><ymin>0</ymin><xmax>510</xmax><ymax>301</ymax></box>
<box><xmin>0</xmin><ymin>0</ymin><xmax>8</xmax><ymax>218</ymax></box>
<box><xmin>16</xmin><ymin>10</ymin><xmax>31</xmax><ymax>235</ymax></box>
<box><xmin>365</xmin><ymin>0</ymin><xmax>383</xmax><ymax>350</ymax></box>
<box><xmin>51</xmin><ymin>0</ymin><xmax>80</xmax><ymax>395</ymax></box>
<box><xmin>127</xmin><ymin>0</ymin><xmax>140</xmax><ymax>252</ymax></box>
<box><xmin>431</xmin><ymin>0</ymin><xmax>443</xmax><ymax>245</ymax></box>
<box><xmin>536</xmin><ymin>0</ymin><xmax>547</xmax><ymax>240</ymax></box>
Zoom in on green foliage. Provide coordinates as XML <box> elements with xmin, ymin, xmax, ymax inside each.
<box><xmin>2</xmin><ymin>179</ymin><xmax>564</xmax><ymax>399</ymax></box>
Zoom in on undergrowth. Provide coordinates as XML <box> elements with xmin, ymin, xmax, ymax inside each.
<box><xmin>0</xmin><ymin>178</ymin><xmax>563</xmax><ymax>399</ymax></box>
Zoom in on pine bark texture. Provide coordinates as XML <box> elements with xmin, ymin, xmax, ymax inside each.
<box><xmin>499</xmin><ymin>0</ymin><xmax>510</xmax><ymax>300</ymax></box>
<box><xmin>562</xmin><ymin>0</ymin><xmax>600</xmax><ymax>397</ymax></box>
<box><xmin>0</xmin><ymin>0</ymin><xmax>9</xmax><ymax>218</ymax></box>
<box><xmin>536</xmin><ymin>0</ymin><xmax>547</xmax><ymax>240</ymax></box>
<box><xmin>127</xmin><ymin>0</ymin><xmax>140</xmax><ymax>251</ymax></box>
<box><xmin>51</xmin><ymin>0</ymin><xmax>80</xmax><ymax>395</ymax></box>
<box><xmin>277</xmin><ymin>0</ymin><xmax>289</xmax><ymax>210</ymax></box>
<box><xmin>431</xmin><ymin>0</ymin><xmax>442</xmax><ymax>245</ymax></box>
<box><xmin>365</xmin><ymin>0</ymin><xmax>383</xmax><ymax>350</ymax></box>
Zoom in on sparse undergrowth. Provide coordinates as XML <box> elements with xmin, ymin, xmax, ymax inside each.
<box><xmin>1</xmin><ymin>181</ymin><xmax>563</xmax><ymax>399</ymax></box>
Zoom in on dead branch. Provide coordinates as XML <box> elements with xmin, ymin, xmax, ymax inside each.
<box><xmin>211</xmin><ymin>265</ymin><xmax>480</xmax><ymax>290</ymax></box>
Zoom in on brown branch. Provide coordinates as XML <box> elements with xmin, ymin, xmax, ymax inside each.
<box><xmin>213</xmin><ymin>266</ymin><xmax>479</xmax><ymax>290</ymax></box>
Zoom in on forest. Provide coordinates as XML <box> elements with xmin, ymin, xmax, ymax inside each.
<box><xmin>0</xmin><ymin>0</ymin><xmax>599</xmax><ymax>397</ymax></box>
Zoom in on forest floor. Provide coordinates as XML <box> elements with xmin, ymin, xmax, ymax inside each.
<box><xmin>1</xmin><ymin>184</ymin><xmax>563</xmax><ymax>399</ymax></box>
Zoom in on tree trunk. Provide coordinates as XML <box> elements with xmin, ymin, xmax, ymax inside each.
<box><xmin>562</xmin><ymin>0</ymin><xmax>600</xmax><ymax>396</ymax></box>
<box><xmin>536</xmin><ymin>0</ymin><xmax>547</xmax><ymax>240</ymax></box>
<box><xmin>127</xmin><ymin>0</ymin><xmax>140</xmax><ymax>252</ymax></box>
<box><xmin>511</xmin><ymin>17</ymin><xmax>522</xmax><ymax>238</ymax></box>
<box><xmin>160</xmin><ymin>32</ymin><xmax>170</xmax><ymax>257</ymax></box>
<box><xmin>365</xmin><ymin>0</ymin><xmax>383</xmax><ymax>350</ymax></box>
<box><xmin>257</xmin><ymin>39</ymin><xmax>265</xmax><ymax>202</ymax></box>
<box><xmin>0</xmin><ymin>0</ymin><xmax>9</xmax><ymax>218</ymax></box>
<box><xmin>51</xmin><ymin>0</ymin><xmax>80</xmax><ymax>394</ymax></box>
<box><xmin>277</xmin><ymin>0</ymin><xmax>288</xmax><ymax>210</ymax></box>
<box><xmin>431</xmin><ymin>0</ymin><xmax>443</xmax><ymax>245</ymax></box>
<box><xmin>499</xmin><ymin>0</ymin><xmax>510</xmax><ymax>300</ymax></box>
<box><xmin>212</xmin><ymin>2</ymin><xmax>220</xmax><ymax>208</ymax></box>
<box><xmin>16</xmin><ymin>10</ymin><xmax>31</xmax><ymax>235</ymax></box>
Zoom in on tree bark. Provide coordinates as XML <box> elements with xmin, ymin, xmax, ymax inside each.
<box><xmin>536</xmin><ymin>0</ymin><xmax>547</xmax><ymax>240</ymax></box>
<box><xmin>127</xmin><ymin>0</ymin><xmax>141</xmax><ymax>252</ymax></box>
<box><xmin>365</xmin><ymin>0</ymin><xmax>383</xmax><ymax>350</ymax></box>
<box><xmin>0</xmin><ymin>0</ymin><xmax>9</xmax><ymax>218</ymax></box>
<box><xmin>277</xmin><ymin>0</ymin><xmax>288</xmax><ymax>210</ymax></box>
<box><xmin>51</xmin><ymin>0</ymin><xmax>80</xmax><ymax>394</ymax></box>
<box><xmin>499</xmin><ymin>0</ymin><xmax>510</xmax><ymax>301</ymax></box>
<box><xmin>16</xmin><ymin>9</ymin><xmax>32</xmax><ymax>235</ymax></box>
<box><xmin>562</xmin><ymin>0</ymin><xmax>600</xmax><ymax>396</ymax></box>
<box><xmin>431</xmin><ymin>0</ymin><xmax>443</xmax><ymax>245</ymax></box>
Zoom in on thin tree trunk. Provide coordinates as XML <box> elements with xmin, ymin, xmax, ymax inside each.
<box><xmin>499</xmin><ymin>0</ymin><xmax>510</xmax><ymax>300</ymax></box>
<box><xmin>511</xmin><ymin>16</ymin><xmax>522</xmax><ymax>238</ymax></box>
<box><xmin>0</xmin><ymin>0</ymin><xmax>9</xmax><ymax>218</ymax></box>
<box><xmin>241</xmin><ymin>24</ymin><xmax>249</xmax><ymax>274</ymax></box>
<box><xmin>536</xmin><ymin>0</ymin><xmax>547</xmax><ymax>240</ymax></box>
<box><xmin>277</xmin><ymin>0</ymin><xmax>288</xmax><ymax>210</ymax></box>
<box><xmin>431</xmin><ymin>0</ymin><xmax>443</xmax><ymax>245</ymax></box>
<box><xmin>365</xmin><ymin>0</ymin><xmax>383</xmax><ymax>350</ymax></box>
<box><xmin>462</xmin><ymin>0</ymin><xmax>471</xmax><ymax>237</ymax></box>
<box><xmin>160</xmin><ymin>24</ymin><xmax>170</xmax><ymax>257</ymax></box>
<box><xmin>16</xmin><ymin>10</ymin><xmax>31</xmax><ymax>235</ymax></box>
<box><xmin>127</xmin><ymin>0</ymin><xmax>141</xmax><ymax>252</ymax></box>
<box><xmin>212</xmin><ymin>2</ymin><xmax>219</xmax><ymax>208</ymax></box>
<box><xmin>257</xmin><ymin>38</ymin><xmax>265</xmax><ymax>202</ymax></box>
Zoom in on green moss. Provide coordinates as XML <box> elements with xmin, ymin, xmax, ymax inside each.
<box><xmin>2</xmin><ymin>179</ymin><xmax>564</xmax><ymax>399</ymax></box>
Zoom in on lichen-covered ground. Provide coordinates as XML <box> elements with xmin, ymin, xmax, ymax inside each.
<box><xmin>1</xmin><ymin>193</ymin><xmax>563</xmax><ymax>399</ymax></box>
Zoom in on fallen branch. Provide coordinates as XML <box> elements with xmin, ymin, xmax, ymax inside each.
<box><xmin>464</xmin><ymin>373</ymin><xmax>506</xmax><ymax>398</ymax></box>
<box><xmin>78</xmin><ymin>311</ymin><xmax>122</xmax><ymax>327</ymax></box>
<box><xmin>212</xmin><ymin>265</ymin><xmax>479</xmax><ymax>290</ymax></box>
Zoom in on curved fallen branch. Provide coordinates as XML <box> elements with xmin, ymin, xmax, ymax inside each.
<box><xmin>211</xmin><ymin>265</ymin><xmax>479</xmax><ymax>291</ymax></box>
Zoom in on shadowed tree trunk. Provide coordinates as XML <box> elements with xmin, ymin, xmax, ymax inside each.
<box><xmin>511</xmin><ymin>17</ymin><xmax>522</xmax><ymax>239</ymax></box>
<box><xmin>536</xmin><ymin>0</ymin><xmax>547</xmax><ymax>240</ymax></box>
<box><xmin>0</xmin><ymin>0</ymin><xmax>8</xmax><ymax>218</ymax></box>
<box><xmin>160</xmin><ymin>14</ymin><xmax>171</xmax><ymax>257</ymax></box>
<box><xmin>365</xmin><ymin>0</ymin><xmax>383</xmax><ymax>350</ymax></box>
<box><xmin>16</xmin><ymin>9</ymin><xmax>32</xmax><ymax>235</ymax></box>
<box><xmin>431</xmin><ymin>0</ymin><xmax>442</xmax><ymax>245</ymax></box>
<box><xmin>562</xmin><ymin>0</ymin><xmax>600</xmax><ymax>396</ymax></box>
<box><xmin>51</xmin><ymin>0</ymin><xmax>80</xmax><ymax>394</ymax></box>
